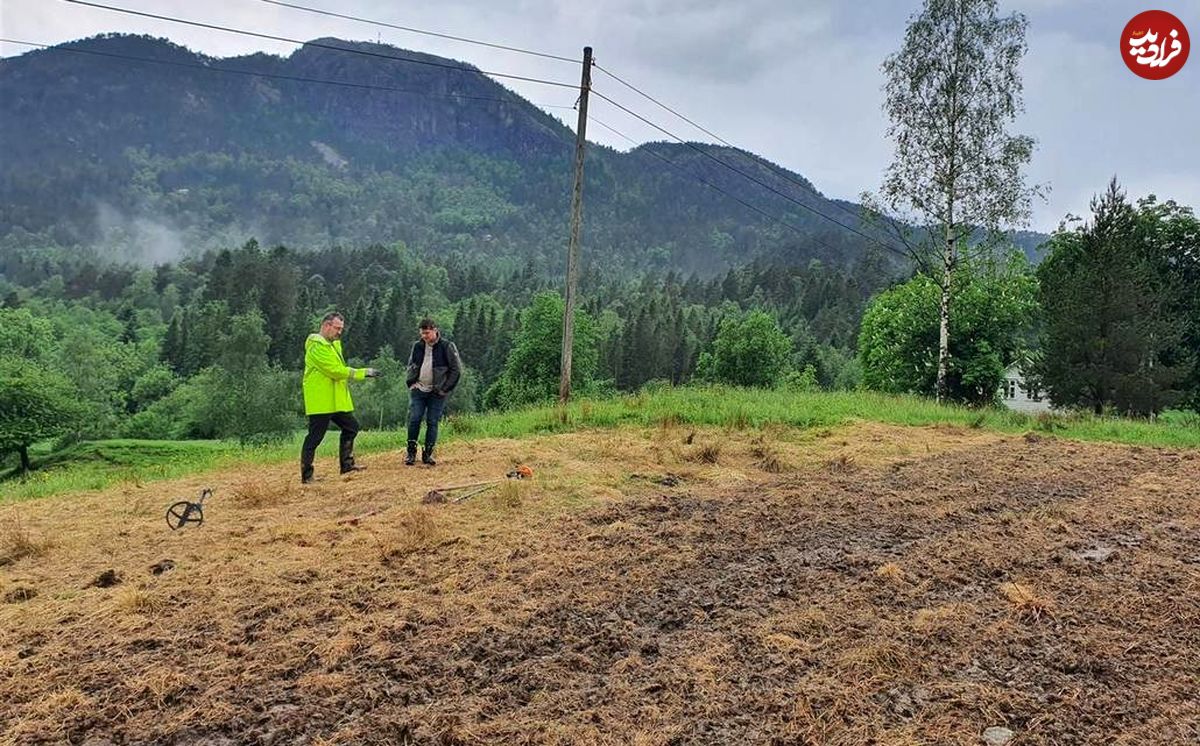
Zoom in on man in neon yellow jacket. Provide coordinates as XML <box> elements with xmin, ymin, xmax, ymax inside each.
<box><xmin>300</xmin><ymin>312</ymin><xmax>380</xmax><ymax>483</ymax></box>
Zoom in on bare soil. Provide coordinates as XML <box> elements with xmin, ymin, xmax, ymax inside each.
<box><xmin>2</xmin><ymin>423</ymin><xmax>1199</xmax><ymax>745</ymax></box>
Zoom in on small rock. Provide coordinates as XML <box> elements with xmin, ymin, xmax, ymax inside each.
<box><xmin>1077</xmin><ymin>547</ymin><xmax>1115</xmax><ymax>562</ymax></box>
<box><xmin>150</xmin><ymin>559</ymin><xmax>175</xmax><ymax>575</ymax></box>
<box><xmin>982</xmin><ymin>726</ymin><xmax>1015</xmax><ymax>745</ymax></box>
<box><xmin>267</xmin><ymin>703</ymin><xmax>300</xmax><ymax>718</ymax></box>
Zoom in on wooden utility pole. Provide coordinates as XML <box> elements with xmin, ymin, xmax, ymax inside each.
<box><xmin>559</xmin><ymin>46</ymin><xmax>593</xmax><ymax>404</ymax></box>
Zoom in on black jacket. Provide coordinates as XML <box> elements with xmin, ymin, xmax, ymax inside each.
<box><xmin>405</xmin><ymin>337</ymin><xmax>463</xmax><ymax>395</ymax></box>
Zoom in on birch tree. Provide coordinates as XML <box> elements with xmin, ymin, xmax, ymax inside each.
<box><xmin>876</xmin><ymin>0</ymin><xmax>1037</xmax><ymax>401</ymax></box>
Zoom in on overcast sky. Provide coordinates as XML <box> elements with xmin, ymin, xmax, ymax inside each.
<box><xmin>3</xmin><ymin>0</ymin><xmax>1198</xmax><ymax>233</ymax></box>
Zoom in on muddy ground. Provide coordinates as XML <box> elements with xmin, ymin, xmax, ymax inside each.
<box><xmin>2</xmin><ymin>423</ymin><xmax>1199</xmax><ymax>744</ymax></box>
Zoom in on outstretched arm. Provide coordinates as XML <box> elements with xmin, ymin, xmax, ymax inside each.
<box><xmin>308</xmin><ymin>343</ymin><xmax>365</xmax><ymax>382</ymax></box>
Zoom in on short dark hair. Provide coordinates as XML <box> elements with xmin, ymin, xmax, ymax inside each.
<box><xmin>418</xmin><ymin>317</ymin><xmax>437</xmax><ymax>330</ymax></box>
<box><xmin>322</xmin><ymin>312</ymin><xmax>344</xmax><ymax>324</ymax></box>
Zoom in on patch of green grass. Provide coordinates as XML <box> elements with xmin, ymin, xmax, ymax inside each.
<box><xmin>2</xmin><ymin>386</ymin><xmax>1197</xmax><ymax>503</ymax></box>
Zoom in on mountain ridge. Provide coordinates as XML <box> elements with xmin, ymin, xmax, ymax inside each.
<box><xmin>0</xmin><ymin>34</ymin><xmax>1045</xmax><ymax>274</ymax></box>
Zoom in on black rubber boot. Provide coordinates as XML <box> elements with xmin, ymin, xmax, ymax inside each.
<box><xmin>339</xmin><ymin>442</ymin><xmax>364</xmax><ymax>474</ymax></box>
<box><xmin>301</xmin><ymin>450</ymin><xmax>316</xmax><ymax>484</ymax></box>
<box><xmin>421</xmin><ymin>447</ymin><xmax>436</xmax><ymax>466</ymax></box>
<box><xmin>404</xmin><ymin>441</ymin><xmax>418</xmax><ymax>466</ymax></box>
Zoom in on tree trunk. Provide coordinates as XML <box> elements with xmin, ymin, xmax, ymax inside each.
<box><xmin>936</xmin><ymin>225</ymin><xmax>955</xmax><ymax>402</ymax></box>
<box><xmin>18</xmin><ymin>445</ymin><xmax>30</xmax><ymax>475</ymax></box>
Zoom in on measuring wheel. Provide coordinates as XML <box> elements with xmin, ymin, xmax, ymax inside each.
<box><xmin>165</xmin><ymin>488</ymin><xmax>213</xmax><ymax>530</ymax></box>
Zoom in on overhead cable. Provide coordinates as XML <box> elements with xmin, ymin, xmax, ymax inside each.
<box><xmin>258</xmin><ymin>0</ymin><xmax>578</xmax><ymax>63</ymax></box>
<box><xmin>63</xmin><ymin>0</ymin><xmax>578</xmax><ymax>89</ymax></box>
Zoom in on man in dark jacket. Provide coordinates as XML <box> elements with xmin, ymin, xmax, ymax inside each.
<box><xmin>404</xmin><ymin>317</ymin><xmax>463</xmax><ymax>465</ymax></box>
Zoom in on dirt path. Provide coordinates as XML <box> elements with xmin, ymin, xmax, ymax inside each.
<box><xmin>2</xmin><ymin>424</ymin><xmax>1198</xmax><ymax>744</ymax></box>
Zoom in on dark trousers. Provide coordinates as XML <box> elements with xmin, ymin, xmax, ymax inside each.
<box><xmin>407</xmin><ymin>389</ymin><xmax>446</xmax><ymax>452</ymax></box>
<box><xmin>301</xmin><ymin>411</ymin><xmax>360</xmax><ymax>479</ymax></box>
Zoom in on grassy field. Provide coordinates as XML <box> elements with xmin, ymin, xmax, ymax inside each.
<box><xmin>3</xmin><ymin>386</ymin><xmax>1198</xmax><ymax>502</ymax></box>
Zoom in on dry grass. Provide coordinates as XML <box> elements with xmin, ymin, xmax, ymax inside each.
<box><xmin>824</xmin><ymin>453</ymin><xmax>858</xmax><ymax>474</ymax></box>
<box><xmin>686</xmin><ymin>442</ymin><xmax>723</xmax><ymax>464</ymax></box>
<box><xmin>654</xmin><ymin>412</ymin><xmax>683</xmax><ymax>430</ymax></box>
<box><xmin>999</xmin><ymin>581</ymin><xmax>1057</xmax><ymax>621</ymax></box>
<box><xmin>911</xmin><ymin>603</ymin><xmax>975</xmax><ymax>640</ymax></box>
<box><xmin>115</xmin><ymin>587</ymin><xmax>168</xmax><ymax>615</ymax></box>
<box><xmin>771</xmin><ymin>606</ymin><xmax>830</xmax><ymax>636</ymax></box>
<box><xmin>230</xmin><ymin>477</ymin><xmax>296</xmax><ymax>508</ymax></box>
<box><xmin>874</xmin><ymin>561</ymin><xmax>906</xmax><ymax>583</ymax></box>
<box><xmin>750</xmin><ymin>435</ymin><xmax>787</xmax><ymax>473</ymax></box>
<box><xmin>0</xmin><ymin>514</ymin><xmax>50</xmax><ymax>566</ymax></box>
<box><xmin>2</xmin><ymin>423</ymin><xmax>1198</xmax><ymax>744</ymax></box>
<box><xmin>376</xmin><ymin>507</ymin><xmax>440</xmax><ymax>561</ymax></box>
<box><xmin>836</xmin><ymin>639</ymin><xmax>915</xmax><ymax>679</ymax></box>
<box><xmin>489</xmin><ymin>479</ymin><xmax>524</xmax><ymax>509</ymax></box>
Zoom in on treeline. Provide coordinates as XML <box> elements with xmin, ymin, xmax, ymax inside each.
<box><xmin>0</xmin><ymin>238</ymin><xmax>887</xmax><ymax>461</ymax></box>
<box><xmin>1</xmin><ymin>179</ymin><xmax>1195</xmax><ymax>474</ymax></box>
<box><xmin>856</xmin><ymin>183</ymin><xmax>1199</xmax><ymax>415</ymax></box>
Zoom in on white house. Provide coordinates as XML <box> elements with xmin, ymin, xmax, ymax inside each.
<box><xmin>999</xmin><ymin>362</ymin><xmax>1051</xmax><ymax>413</ymax></box>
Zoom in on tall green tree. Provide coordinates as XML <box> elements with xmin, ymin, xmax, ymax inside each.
<box><xmin>1037</xmin><ymin>181</ymin><xmax>1193</xmax><ymax>415</ymax></box>
<box><xmin>484</xmin><ymin>292</ymin><xmax>598</xmax><ymax>409</ymax></box>
<box><xmin>191</xmin><ymin>311</ymin><xmax>299</xmax><ymax>442</ymax></box>
<box><xmin>1136</xmin><ymin>196</ymin><xmax>1200</xmax><ymax>411</ymax></box>
<box><xmin>872</xmin><ymin>0</ymin><xmax>1038</xmax><ymax>401</ymax></box>
<box><xmin>0</xmin><ymin>364</ymin><xmax>79</xmax><ymax>474</ymax></box>
<box><xmin>859</xmin><ymin>254</ymin><xmax>1037</xmax><ymax>404</ymax></box>
<box><xmin>695</xmin><ymin>310</ymin><xmax>794</xmax><ymax>388</ymax></box>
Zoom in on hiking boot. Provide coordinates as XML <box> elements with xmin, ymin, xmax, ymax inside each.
<box><xmin>421</xmin><ymin>448</ymin><xmax>436</xmax><ymax>466</ymax></box>
<box><xmin>404</xmin><ymin>441</ymin><xmax>418</xmax><ymax>466</ymax></box>
<box><xmin>340</xmin><ymin>463</ymin><xmax>367</xmax><ymax>475</ymax></box>
<box><xmin>302</xmin><ymin>475</ymin><xmax>314</xmax><ymax>485</ymax></box>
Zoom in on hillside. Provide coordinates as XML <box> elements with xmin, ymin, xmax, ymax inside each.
<box><xmin>0</xmin><ymin>34</ymin><xmax>1045</xmax><ymax>275</ymax></box>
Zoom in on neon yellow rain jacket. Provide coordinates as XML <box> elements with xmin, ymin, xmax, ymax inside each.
<box><xmin>302</xmin><ymin>333</ymin><xmax>366</xmax><ymax>415</ymax></box>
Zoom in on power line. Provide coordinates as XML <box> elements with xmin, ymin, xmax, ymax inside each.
<box><xmin>257</xmin><ymin>0</ymin><xmax>578</xmax><ymax>64</ymax></box>
<box><xmin>590</xmin><ymin>88</ymin><xmax>910</xmax><ymax>259</ymax></box>
<box><xmin>0</xmin><ymin>38</ymin><xmax>578</xmax><ymax>118</ymax></box>
<box><xmin>62</xmin><ymin>0</ymin><xmax>578</xmax><ymax>89</ymax></box>
<box><xmin>594</xmin><ymin>62</ymin><xmax>900</xmax><ymax>240</ymax></box>
<box><xmin>589</xmin><ymin>115</ymin><xmax>849</xmax><ymax>256</ymax></box>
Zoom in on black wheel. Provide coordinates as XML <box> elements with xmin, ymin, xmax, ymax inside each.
<box><xmin>166</xmin><ymin>501</ymin><xmax>202</xmax><ymax>530</ymax></box>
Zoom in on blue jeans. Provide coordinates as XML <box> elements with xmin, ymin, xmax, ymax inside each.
<box><xmin>407</xmin><ymin>389</ymin><xmax>446</xmax><ymax>450</ymax></box>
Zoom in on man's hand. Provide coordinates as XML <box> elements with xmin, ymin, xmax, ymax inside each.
<box><xmin>365</xmin><ymin>368</ymin><xmax>382</xmax><ymax>378</ymax></box>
